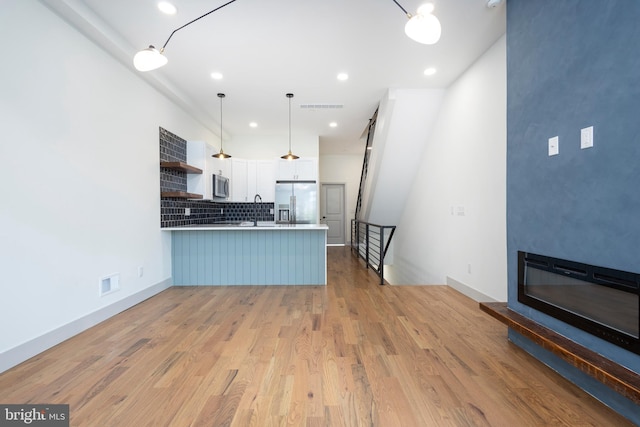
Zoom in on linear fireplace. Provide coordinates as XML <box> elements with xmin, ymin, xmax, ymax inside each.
<box><xmin>518</xmin><ymin>251</ymin><xmax>640</xmax><ymax>355</ymax></box>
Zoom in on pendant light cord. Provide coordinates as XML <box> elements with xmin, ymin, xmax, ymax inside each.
<box><xmin>391</xmin><ymin>0</ymin><xmax>411</xmax><ymax>17</ymax></box>
<box><xmin>288</xmin><ymin>95</ymin><xmax>292</xmax><ymax>152</ymax></box>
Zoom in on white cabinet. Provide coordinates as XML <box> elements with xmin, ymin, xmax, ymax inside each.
<box><xmin>199</xmin><ymin>155</ymin><xmax>277</xmax><ymax>203</ymax></box>
<box><xmin>230</xmin><ymin>158</ymin><xmax>249</xmax><ymax>202</ymax></box>
<box><xmin>277</xmin><ymin>158</ymin><xmax>317</xmax><ymax>181</ymax></box>
<box><xmin>211</xmin><ymin>156</ymin><xmax>232</xmax><ymax>180</ymax></box>
<box><xmin>186</xmin><ymin>141</ymin><xmax>217</xmax><ymax>199</ymax></box>
<box><xmin>229</xmin><ymin>159</ymin><xmax>276</xmax><ymax>202</ymax></box>
<box><xmin>255</xmin><ymin>160</ymin><xmax>276</xmax><ymax>202</ymax></box>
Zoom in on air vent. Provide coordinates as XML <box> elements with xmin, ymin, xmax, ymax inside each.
<box><xmin>99</xmin><ymin>273</ymin><xmax>120</xmax><ymax>297</ymax></box>
<box><xmin>299</xmin><ymin>104</ymin><xmax>344</xmax><ymax>109</ymax></box>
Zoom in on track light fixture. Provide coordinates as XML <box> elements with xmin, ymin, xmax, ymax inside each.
<box><xmin>133</xmin><ymin>0</ymin><xmax>238</xmax><ymax>71</ymax></box>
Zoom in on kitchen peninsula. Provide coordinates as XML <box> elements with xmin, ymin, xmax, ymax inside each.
<box><xmin>164</xmin><ymin>223</ymin><xmax>328</xmax><ymax>285</ymax></box>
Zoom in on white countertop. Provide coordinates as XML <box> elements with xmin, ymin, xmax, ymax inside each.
<box><xmin>163</xmin><ymin>222</ymin><xmax>328</xmax><ymax>231</ymax></box>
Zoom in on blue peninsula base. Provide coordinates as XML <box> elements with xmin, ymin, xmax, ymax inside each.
<box><xmin>169</xmin><ymin>226</ymin><xmax>327</xmax><ymax>285</ymax></box>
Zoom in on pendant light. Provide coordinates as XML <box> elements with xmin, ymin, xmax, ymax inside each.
<box><xmin>391</xmin><ymin>1</ymin><xmax>441</xmax><ymax>45</ymax></box>
<box><xmin>134</xmin><ymin>0</ymin><xmax>239</xmax><ymax>72</ymax></box>
<box><xmin>213</xmin><ymin>93</ymin><xmax>231</xmax><ymax>159</ymax></box>
<box><xmin>281</xmin><ymin>93</ymin><xmax>299</xmax><ymax>160</ymax></box>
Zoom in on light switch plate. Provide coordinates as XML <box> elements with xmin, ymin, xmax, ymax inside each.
<box><xmin>581</xmin><ymin>126</ymin><xmax>594</xmax><ymax>149</ymax></box>
<box><xmin>548</xmin><ymin>136</ymin><xmax>559</xmax><ymax>156</ymax></box>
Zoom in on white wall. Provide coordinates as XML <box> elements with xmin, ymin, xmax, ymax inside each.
<box><xmin>0</xmin><ymin>1</ymin><xmax>216</xmax><ymax>371</ymax></box>
<box><xmin>385</xmin><ymin>35</ymin><xmax>507</xmax><ymax>302</ymax></box>
<box><xmin>319</xmin><ymin>154</ymin><xmax>363</xmax><ymax>242</ymax></box>
<box><xmin>362</xmin><ymin>89</ymin><xmax>445</xmax><ymax>225</ymax></box>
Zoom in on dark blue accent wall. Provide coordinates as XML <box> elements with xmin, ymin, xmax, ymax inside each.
<box><xmin>507</xmin><ymin>0</ymin><xmax>640</xmax><ymax>376</ymax></box>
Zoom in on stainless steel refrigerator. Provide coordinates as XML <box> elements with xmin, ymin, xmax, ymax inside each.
<box><xmin>275</xmin><ymin>180</ymin><xmax>317</xmax><ymax>224</ymax></box>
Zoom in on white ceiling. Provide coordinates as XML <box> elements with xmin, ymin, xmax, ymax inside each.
<box><xmin>46</xmin><ymin>0</ymin><xmax>505</xmax><ymax>155</ymax></box>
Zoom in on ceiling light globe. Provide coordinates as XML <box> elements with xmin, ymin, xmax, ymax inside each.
<box><xmin>405</xmin><ymin>13</ymin><xmax>441</xmax><ymax>45</ymax></box>
<box><xmin>424</xmin><ymin>67</ymin><xmax>437</xmax><ymax>76</ymax></box>
<box><xmin>133</xmin><ymin>46</ymin><xmax>168</xmax><ymax>71</ymax></box>
<box><xmin>157</xmin><ymin>1</ymin><xmax>177</xmax><ymax>15</ymax></box>
<box><xmin>417</xmin><ymin>3</ymin><xmax>435</xmax><ymax>15</ymax></box>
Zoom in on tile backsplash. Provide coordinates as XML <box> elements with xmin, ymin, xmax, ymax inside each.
<box><xmin>161</xmin><ymin>200</ymin><xmax>274</xmax><ymax>228</ymax></box>
<box><xmin>159</xmin><ymin>127</ymin><xmax>188</xmax><ymax>193</ymax></box>
<box><xmin>223</xmin><ymin>202</ymin><xmax>274</xmax><ymax>223</ymax></box>
<box><xmin>159</xmin><ymin>127</ymin><xmax>274</xmax><ymax>228</ymax></box>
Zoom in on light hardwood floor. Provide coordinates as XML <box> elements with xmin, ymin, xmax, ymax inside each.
<box><xmin>0</xmin><ymin>247</ymin><xmax>633</xmax><ymax>426</ymax></box>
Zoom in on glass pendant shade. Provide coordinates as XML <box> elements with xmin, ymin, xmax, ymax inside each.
<box><xmin>133</xmin><ymin>46</ymin><xmax>168</xmax><ymax>71</ymax></box>
<box><xmin>404</xmin><ymin>11</ymin><xmax>441</xmax><ymax>45</ymax></box>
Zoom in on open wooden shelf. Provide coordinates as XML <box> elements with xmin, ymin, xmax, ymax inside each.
<box><xmin>160</xmin><ymin>161</ymin><xmax>202</xmax><ymax>174</ymax></box>
<box><xmin>161</xmin><ymin>191</ymin><xmax>203</xmax><ymax>199</ymax></box>
<box><xmin>480</xmin><ymin>302</ymin><xmax>640</xmax><ymax>406</ymax></box>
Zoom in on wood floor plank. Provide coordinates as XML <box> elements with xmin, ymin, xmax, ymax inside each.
<box><xmin>0</xmin><ymin>246</ymin><xmax>635</xmax><ymax>426</ymax></box>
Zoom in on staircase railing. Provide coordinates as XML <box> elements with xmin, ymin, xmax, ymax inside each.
<box><xmin>355</xmin><ymin>109</ymin><xmax>378</xmax><ymax>220</ymax></box>
<box><xmin>350</xmin><ymin>219</ymin><xmax>396</xmax><ymax>285</ymax></box>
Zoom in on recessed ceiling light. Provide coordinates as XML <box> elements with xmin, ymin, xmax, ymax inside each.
<box><xmin>249</xmin><ymin>122</ymin><xmax>258</xmax><ymax>128</ymax></box>
<box><xmin>210</xmin><ymin>72</ymin><xmax>223</xmax><ymax>80</ymax></box>
<box><xmin>337</xmin><ymin>73</ymin><xmax>349</xmax><ymax>81</ymax></box>
<box><xmin>157</xmin><ymin>1</ymin><xmax>177</xmax><ymax>15</ymax></box>
<box><xmin>329</xmin><ymin>122</ymin><xmax>338</xmax><ymax>128</ymax></box>
<box><xmin>424</xmin><ymin>67</ymin><xmax>437</xmax><ymax>76</ymax></box>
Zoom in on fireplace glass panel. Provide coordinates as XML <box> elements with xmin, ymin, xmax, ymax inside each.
<box><xmin>524</xmin><ymin>267</ymin><xmax>639</xmax><ymax>338</ymax></box>
<box><xmin>518</xmin><ymin>251</ymin><xmax>640</xmax><ymax>355</ymax></box>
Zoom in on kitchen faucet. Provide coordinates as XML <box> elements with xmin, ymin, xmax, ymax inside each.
<box><xmin>253</xmin><ymin>194</ymin><xmax>262</xmax><ymax>226</ymax></box>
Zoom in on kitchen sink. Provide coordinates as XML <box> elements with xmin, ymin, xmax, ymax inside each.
<box><xmin>239</xmin><ymin>221</ymin><xmax>277</xmax><ymax>227</ymax></box>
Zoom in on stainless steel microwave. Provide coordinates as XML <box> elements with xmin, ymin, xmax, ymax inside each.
<box><xmin>212</xmin><ymin>174</ymin><xmax>229</xmax><ymax>199</ymax></box>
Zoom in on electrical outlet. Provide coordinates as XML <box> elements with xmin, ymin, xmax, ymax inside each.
<box><xmin>138</xmin><ymin>266</ymin><xmax>143</xmax><ymax>277</ymax></box>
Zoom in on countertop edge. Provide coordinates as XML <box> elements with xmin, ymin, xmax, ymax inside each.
<box><xmin>162</xmin><ymin>224</ymin><xmax>329</xmax><ymax>231</ymax></box>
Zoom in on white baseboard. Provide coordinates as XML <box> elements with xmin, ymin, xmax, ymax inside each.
<box><xmin>0</xmin><ymin>278</ymin><xmax>172</xmax><ymax>374</ymax></box>
<box><xmin>446</xmin><ymin>276</ymin><xmax>498</xmax><ymax>303</ymax></box>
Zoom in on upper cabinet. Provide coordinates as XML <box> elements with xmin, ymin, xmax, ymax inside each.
<box><xmin>277</xmin><ymin>158</ymin><xmax>317</xmax><ymax>181</ymax></box>
<box><xmin>254</xmin><ymin>160</ymin><xmax>276</xmax><ymax>202</ymax></box>
<box><xmin>185</xmin><ymin>151</ymin><xmax>314</xmax><ymax>203</ymax></box>
<box><xmin>229</xmin><ymin>159</ymin><xmax>276</xmax><ymax>202</ymax></box>
<box><xmin>230</xmin><ymin>158</ymin><xmax>249</xmax><ymax>202</ymax></box>
<box><xmin>210</xmin><ymin>155</ymin><xmax>232</xmax><ymax>180</ymax></box>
